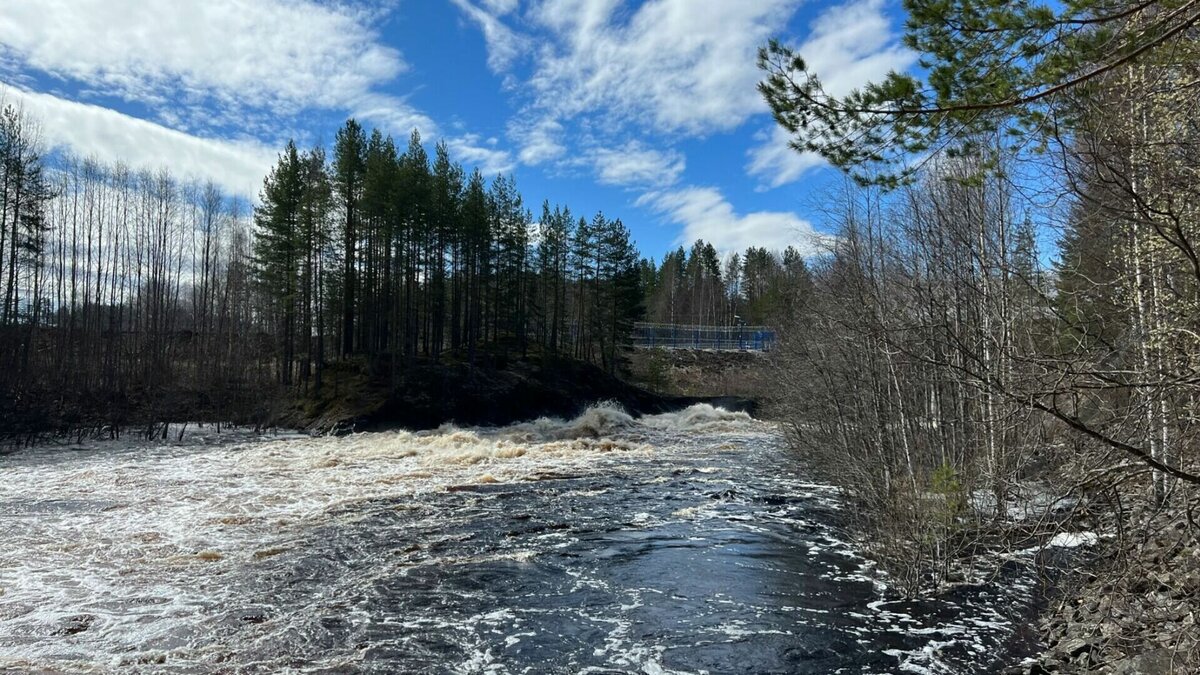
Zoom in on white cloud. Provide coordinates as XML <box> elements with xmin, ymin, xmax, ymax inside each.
<box><xmin>790</xmin><ymin>0</ymin><xmax>915</xmax><ymax>99</ymax></box>
<box><xmin>446</xmin><ymin>0</ymin><xmax>798</xmax><ymax>179</ymax></box>
<box><xmin>747</xmin><ymin>126</ymin><xmax>825</xmax><ymax>190</ymax></box>
<box><xmin>510</xmin><ymin>117</ymin><xmax>566</xmax><ymax>166</ymax></box>
<box><xmin>459</xmin><ymin>0</ymin><xmax>913</xmax><ymax>194</ymax></box>
<box><xmin>455</xmin><ymin>0</ymin><xmax>914</xmax><ymax>191</ymax></box>
<box><xmin>447</xmin><ymin>134</ymin><xmax>517</xmax><ymax>176</ymax></box>
<box><xmin>449</xmin><ymin>0</ymin><xmax>528</xmax><ymax>73</ymax></box>
<box><xmin>351</xmin><ymin>92</ymin><xmax>436</xmax><ymax>139</ymax></box>
<box><xmin>458</xmin><ymin>0</ymin><xmax>806</xmax><ymax>188</ymax></box>
<box><xmin>0</xmin><ymin>0</ymin><xmax>413</xmax><ymax>131</ymax></box>
<box><xmin>0</xmin><ymin>0</ymin><xmax>529</xmax><ymax>197</ymax></box>
<box><xmin>524</xmin><ymin>0</ymin><xmax>801</xmax><ymax>136</ymax></box>
<box><xmin>638</xmin><ymin>186</ymin><xmax>827</xmax><ymax>255</ymax></box>
<box><xmin>480</xmin><ymin>0</ymin><xmax>521</xmax><ymax>15</ymax></box>
<box><xmin>3</xmin><ymin>85</ymin><xmax>275</xmax><ymax>199</ymax></box>
<box><xmin>591</xmin><ymin>143</ymin><xmax>684</xmax><ymax>188</ymax></box>
<box><xmin>746</xmin><ymin>0</ymin><xmax>916</xmax><ymax>188</ymax></box>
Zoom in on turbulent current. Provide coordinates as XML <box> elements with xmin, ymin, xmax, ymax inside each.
<box><xmin>0</xmin><ymin>405</ymin><xmax>1041</xmax><ymax>674</ymax></box>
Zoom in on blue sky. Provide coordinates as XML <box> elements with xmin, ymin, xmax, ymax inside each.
<box><xmin>0</xmin><ymin>0</ymin><xmax>914</xmax><ymax>260</ymax></box>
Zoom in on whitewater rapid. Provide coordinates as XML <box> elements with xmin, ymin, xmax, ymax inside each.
<box><xmin>0</xmin><ymin>404</ymin><xmax>1040</xmax><ymax>673</ymax></box>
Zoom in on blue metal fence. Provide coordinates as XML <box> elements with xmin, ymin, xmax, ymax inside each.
<box><xmin>631</xmin><ymin>323</ymin><xmax>776</xmax><ymax>352</ymax></box>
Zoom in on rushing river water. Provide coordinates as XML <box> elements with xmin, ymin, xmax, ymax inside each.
<box><xmin>0</xmin><ymin>405</ymin><xmax>1043</xmax><ymax>674</ymax></box>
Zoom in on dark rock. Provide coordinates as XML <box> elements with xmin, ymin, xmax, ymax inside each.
<box><xmin>1061</xmin><ymin>638</ymin><xmax>1096</xmax><ymax>659</ymax></box>
<box><xmin>52</xmin><ymin>613</ymin><xmax>95</xmax><ymax>636</ymax></box>
<box><xmin>1109</xmin><ymin>649</ymin><xmax>1175</xmax><ymax>675</ymax></box>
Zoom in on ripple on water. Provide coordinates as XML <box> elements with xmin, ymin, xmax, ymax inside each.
<box><xmin>0</xmin><ymin>406</ymin><xmax>1041</xmax><ymax>673</ymax></box>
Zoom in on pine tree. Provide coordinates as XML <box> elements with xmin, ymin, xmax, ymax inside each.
<box><xmin>757</xmin><ymin>1</ymin><xmax>1200</xmax><ymax>186</ymax></box>
<box><xmin>298</xmin><ymin>147</ymin><xmax>333</xmax><ymax>390</ymax></box>
<box><xmin>460</xmin><ymin>169</ymin><xmax>489</xmax><ymax>361</ymax></box>
<box><xmin>252</xmin><ymin>142</ymin><xmax>305</xmax><ymax>385</ymax></box>
<box><xmin>430</xmin><ymin>142</ymin><xmax>462</xmax><ymax>359</ymax></box>
<box><xmin>333</xmin><ymin>119</ymin><xmax>367</xmax><ymax>357</ymax></box>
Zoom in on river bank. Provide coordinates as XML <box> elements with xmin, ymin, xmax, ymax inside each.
<box><xmin>276</xmin><ymin>353</ymin><xmax>757</xmax><ymax>433</ymax></box>
<box><xmin>1</xmin><ymin>351</ymin><xmax>756</xmax><ymax>448</ymax></box>
<box><xmin>1011</xmin><ymin>500</ymin><xmax>1198</xmax><ymax>674</ymax></box>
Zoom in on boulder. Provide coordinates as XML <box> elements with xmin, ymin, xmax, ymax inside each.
<box><xmin>1108</xmin><ymin>649</ymin><xmax>1175</xmax><ymax>675</ymax></box>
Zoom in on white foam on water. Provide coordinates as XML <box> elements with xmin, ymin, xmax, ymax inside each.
<box><xmin>1046</xmin><ymin>531</ymin><xmax>1098</xmax><ymax>548</ymax></box>
<box><xmin>0</xmin><ymin>404</ymin><xmax>775</xmax><ymax>672</ymax></box>
<box><xmin>1</xmin><ymin>404</ymin><xmax>1032</xmax><ymax>675</ymax></box>
<box><xmin>641</xmin><ymin>403</ymin><xmax>764</xmax><ymax>434</ymax></box>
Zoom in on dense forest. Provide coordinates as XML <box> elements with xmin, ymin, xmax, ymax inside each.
<box><xmin>0</xmin><ymin>112</ymin><xmax>657</xmax><ymax>437</ymax></box>
<box><xmin>759</xmin><ymin>0</ymin><xmax>1200</xmax><ymax>667</ymax></box>
<box><xmin>640</xmin><ymin>241</ymin><xmax>810</xmax><ymax>327</ymax></box>
<box><xmin>0</xmin><ymin>106</ymin><xmax>810</xmax><ymax>441</ymax></box>
<box><xmin>250</xmin><ymin>123</ymin><xmax>646</xmax><ymax>388</ymax></box>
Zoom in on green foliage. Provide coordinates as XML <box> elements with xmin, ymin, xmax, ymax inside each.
<box><xmin>640</xmin><ymin>241</ymin><xmax>813</xmax><ymax>327</ymax></box>
<box><xmin>930</xmin><ymin>462</ymin><xmax>966</xmax><ymax>517</ymax></box>
<box><xmin>247</xmin><ymin>117</ymin><xmax>649</xmax><ymax>382</ymax></box>
<box><xmin>253</xmin><ymin>142</ymin><xmax>305</xmax><ymax>304</ymax></box>
<box><xmin>333</xmin><ymin>119</ymin><xmax>367</xmax><ymax>207</ymax></box>
<box><xmin>640</xmin><ymin>349</ymin><xmax>671</xmax><ymax>392</ymax></box>
<box><xmin>758</xmin><ymin>1</ymin><xmax>1200</xmax><ymax>186</ymax></box>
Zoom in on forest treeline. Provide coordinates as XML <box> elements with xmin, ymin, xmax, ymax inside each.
<box><xmin>0</xmin><ymin>106</ymin><xmax>268</xmax><ymax>436</ymax></box>
<box><xmin>0</xmin><ymin>114</ymin><xmax>643</xmax><ymax>435</ymax></box>
<box><xmin>251</xmin><ymin>122</ymin><xmax>645</xmax><ymax>389</ymax></box>
<box><xmin>0</xmin><ymin>106</ymin><xmax>805</xmax><ymax>440</ymax></box>
<box><xmin>641</xmin><ymin>240</ymin><xmax>810</xmax><ymax>327</ymax></box>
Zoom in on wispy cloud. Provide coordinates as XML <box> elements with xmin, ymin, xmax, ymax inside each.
<box><xmin>450</xmin><ymin>0</ymin><xmax>804</xmax><ymax>193</ymax></box>
<box><xmin>509</xmin><ymin>116</ymin><xmax>567</xmax><ymax>166</ymax></box>
<box><xmin>351</xmin><ymin>92</ymin><xmax>436</xmax><ymax>140</ymax></box>
<box><xmin>447</xmin><ymin>133</ymin><xmax>517</xmax><ymax>176</ymax></box>
<box><xmin>3</xmin><ymin>85</ymin><xmax>275</xmax><ymax>199</ymax></box>
<box><xmin>746</xmin><ymin>126</ymin><xmax>826</xmax><ymax>191</ymax></box>
<box><xmin>0</xmin><ymin>0</ymin><xmax>520</xmax><ymax>192</ymax></box>
<box><xmin>0</xmin><ymin>0</ymin><xmax>413</xmax><ymax>133</ymax></box>
<box><xmin>746</xmin><ymin>0</ymin><xmax>915</xmax><ymax>189</ymax></box>
<box><xmin>449</xmin><ymin>0</ymin><xmax>528</xmax><ymax>73</ymax></box>
<box><xmin>637</xmin><ymin>185</ymin><xmax>827</xmax><ymax>255</ymax></box>
<box><xmin>451</xmin><ymin>0</ymin><xmax>911</xmax><ymax>241</ymax></box>
<box><xmin>590</xmin><ymin>143</ymin><xmax>685</xmax><ymax>188</ymax></box>
<box><xmin>522</xmin><ymin>0</ymin><xmax>801</xmax><ymax>138</ymax></box>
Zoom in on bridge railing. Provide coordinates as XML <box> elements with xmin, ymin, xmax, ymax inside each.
<box><xmin>631</xmin><ymin>322</ymin><xmax>777</xmax><ymax>352</ymax></box>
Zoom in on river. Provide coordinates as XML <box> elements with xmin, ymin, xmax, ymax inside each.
<box><xmin>0</xmin><ymin>404</ymin><xmax>1042</xmax><ymax>673</ymax></box>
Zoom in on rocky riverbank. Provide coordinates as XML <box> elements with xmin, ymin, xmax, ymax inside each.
<box><xmin>1</xmin><ymin>350</ymin><xmax>756</xmax><ymax>449</ymax></box>
<box><xmin>1010</xmin><ymin>505</ymin><xmax>1198</xmax><ymax>674</ymax></box>
<box><xmin>627</xmin><ymin>348</ymin><xmax>770</xmax><ymax>399</ymax></box>
<box><xmin>278</xmin><ymin>352</ymin><xmax>756</xmax><ymax>433</ymax></box>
